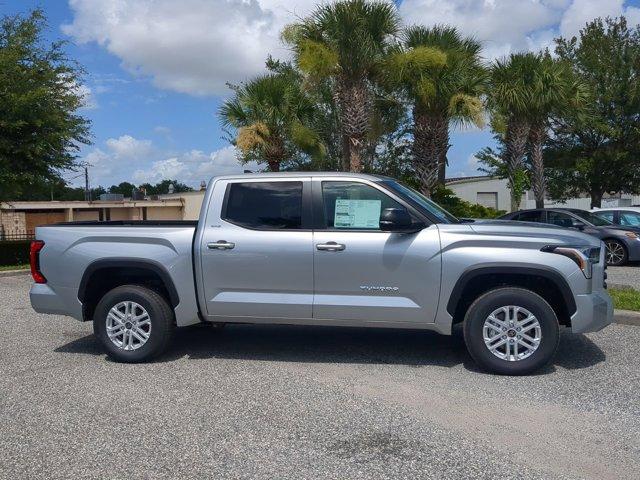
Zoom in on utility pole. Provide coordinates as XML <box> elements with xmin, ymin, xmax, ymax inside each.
<box><xmin>84</xmin><ymin>166</ymin><xmax>91</xmax><ymax>202</ymax></box>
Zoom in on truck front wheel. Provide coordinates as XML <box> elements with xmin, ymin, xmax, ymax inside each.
<box><xmin>93</xmin><ymin>285</ymin><xmax>174</xmax><ymax>363</ymax></box>
<box><xmin>463</xmin><ymin>287</ymin><xmax>560</xmax><ymax>375</ymax></box>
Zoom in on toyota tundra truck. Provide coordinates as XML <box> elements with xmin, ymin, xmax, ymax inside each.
<box><xmin>29</xmin><ymin>173</ymin><xmax>613</xmax><ymax>375</ymax></box>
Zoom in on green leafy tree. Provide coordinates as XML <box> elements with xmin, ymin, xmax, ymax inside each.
<box><xmin>525</xmin><ymin>54</ymin><xmax>587</xmax><ymax>208</ymax></box>
<box><xmin>546</xmin><ymin>16</ymin><xmax>640</xmax><ymax>208</ymax></box>
<box><xmin>220</xmin><ymin>71</ymin><xmax>324</xmax><ymax>171</ymax></box>
<box><xmin>384</xmin><ymin>25</ymin><xmax>486</xmax><ymax>195</ymax></box>
<box><xmin>108</xmin><ymin>182</ymin><xmax>137</xmax><ymax>196</ymax></box>
<box><xmin>283</xmin><ymin>0</ymin><xmax>401</xmax><ymax>172</ymax></box>
<box><xmin>476</xmin><ymin>130</ymin><xmax>530</xmax><ymax>210</ymax></box>
<box><xmin>488</xmin><ymin>53</ymin><xmax>541</xmax><ymax>211</ymax></box>
<box><xmin>140</xmin><ymin>180</ymin><xmax>192</xmax><ymax>195</ymax></box>
<box><xmin>0</xmin><ymin>10</ymin><xmax>91</xmax><ymax>200</ymax></box>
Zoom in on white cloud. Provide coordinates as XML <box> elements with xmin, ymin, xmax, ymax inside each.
<box><xmin>74</xmin><ymin>83</ymin><xmax>97</xmax><ymax>110</ymax></box>
<box><xmin>105</xmin><ymin>135</ymin><xmax>153</xmax><ymax>159</ymax></box>
<box><xmin>400</xmin><ymin>0</ymin><xmax>639</xmax><ymax>59</ymax></box>
<box><xmin>154</xmin><ymin>126</ymin><xmax>171</xmax><ymax>135</ymax></box>
<box><xmin>63</xmin><ymin>0</ymin><xmax>640</xmax><ymax>97</ymax></box>
<box><xmin>63</xmin><ymin>0</ymin><xmax>318</xmax><ymax>96</ymax></box>
<box><xmin>560</xmin><ymin>0</ymin><xmax>639</xmax><ymax>38</ymax></box>
<box><xmin>77</xmin><ymin>133</ymin><xmax>252</xmax><ymax>187</ymax></box>
<box><xmin>467</xmin><ymin>154</ymin><xmax>480</xmax><ymax>172</ymax></box>
<box><xmin>399</xmin><ymin>0</ymin><xmax>567</xmax><ymax>59</ymax></box>
<box><xmin>132</xmin><ymin>146</ymin><xmax>257</xmax><ymax>185</ymax></box>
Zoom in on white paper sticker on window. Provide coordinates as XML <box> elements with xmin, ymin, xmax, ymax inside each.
<box><xmin>334</xmin><ymin>199</ymin><xmax>381</xmax><ymax>228</ymax></box>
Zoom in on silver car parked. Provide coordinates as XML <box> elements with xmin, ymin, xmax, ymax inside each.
<box><xmin>29</xmin><ymin>173</ymin><xmax>613</xmax><ymax>375</ymax></box>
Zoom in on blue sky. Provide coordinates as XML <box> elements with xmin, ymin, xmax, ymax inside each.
<box><xmin>3</xmin><ymin>0</ymin><xmax>640</xmax><ymax>189</ymax></box>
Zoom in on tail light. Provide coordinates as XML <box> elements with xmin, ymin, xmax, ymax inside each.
<box><xmin>30</xmin><ymin>240</ymin><xmax>46</xmax><ymax>284</ymax></box>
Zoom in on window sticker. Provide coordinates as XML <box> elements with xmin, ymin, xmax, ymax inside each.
<box><xmin>334</xmin><ymin>199</ymin><xmax>381</xmax><ymax>228</ymax></box>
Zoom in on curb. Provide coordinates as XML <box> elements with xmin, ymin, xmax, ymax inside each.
<box><xmin>0</xmin><ymin>269</ymin><xmax>30</xmax><ymax>278</ymax></box>
<box><xmin>614</xmin><ymin>309</ymin><xmax>640</xmax><ymax>327</ymax></box>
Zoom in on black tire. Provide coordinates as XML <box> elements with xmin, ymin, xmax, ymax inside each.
<box><xmin>463</xmin><ymin>287</ymin><xmax>560</xmax><ymax>375</ymax></box>
<box><xmin>93</xmin><ymin>285</ymin><xmax>174</xmax><ymax>363</ymax></box>
<box><xmin>604</xmin><ymin>239</ymin><xmax>628</xmax><ymax>266</ymax></box>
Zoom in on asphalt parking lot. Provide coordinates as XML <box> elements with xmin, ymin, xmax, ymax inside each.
<box><xmin>1</xmin><ymin>275</ymin><xmax>639</xmax><ymax>480</ymax></box>
<box><xmin>607</xmin><ymin>264</ymin><xmax>640</xmax><ymax>289</ymax></box>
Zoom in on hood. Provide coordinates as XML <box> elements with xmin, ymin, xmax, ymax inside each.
<box><xmin>464</xmin><ymin>219</ymin><xmax>602</xmax><ymax>248</ymax></box>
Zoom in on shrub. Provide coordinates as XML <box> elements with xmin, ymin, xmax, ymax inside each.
<box><xmin>0</xmin><ymin>240</ymin><xmax>31</xmax><ymax>266</ymax></box>
<box><xmin>431</xmin><ymin>185</ymin><xmax>505</xmax><ymax>219</ymax></box>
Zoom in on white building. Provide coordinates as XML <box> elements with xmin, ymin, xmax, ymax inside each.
<box><xmin>446</xmin><ymin>175</ymin><xmax>640</xmax><ymax>212</ymax></box>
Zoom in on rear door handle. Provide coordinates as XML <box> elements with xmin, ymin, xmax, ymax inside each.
<box><xmin>207</xmin><ymin>240</ymin><xmax>235</xmax><ymax>250</ymax></box>
<box><xmin>316</xmin><ymin>242</ymin><xmax>345</xmax><ymax>252</ymax></box>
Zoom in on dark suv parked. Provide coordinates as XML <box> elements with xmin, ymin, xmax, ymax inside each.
<box><xmin>500</xmin><ymin>208</ymin><xmax>640</xmax><ymax>266</ymax></box>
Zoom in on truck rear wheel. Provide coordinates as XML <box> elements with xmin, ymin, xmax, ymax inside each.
<box><xmin>93</xmin><ymin>285</ymin><xmax>174</xmax><ymax>363</ymax></box>
<box><xmin>463</xmin><ymin>287</ymin><xmax>560</xmax><ymax>375</ymax></box>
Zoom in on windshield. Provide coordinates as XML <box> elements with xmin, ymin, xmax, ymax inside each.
<box><xmin>572</xmin><ymin>210</ymin><xmax>613</xmax><ymax>226</ymax></box>
<box><xmin>383</xmin><ymin>180</ymin><xmax>459</xmax><ymax>224</ymax></box>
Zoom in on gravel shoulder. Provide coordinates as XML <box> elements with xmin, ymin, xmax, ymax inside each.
<box><xmin>1</xmin><ymin>275</ymin><xmax>639</xmax><ymax>480</ymax></box>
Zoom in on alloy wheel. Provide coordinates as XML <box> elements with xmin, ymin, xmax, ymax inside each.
<box><xmin>482</xmin><ymin>305</ymin><xmax>541</xmax><ymax>361</ymax></box>
<box><xmin>605</xmin><ymin>241</ymin><xmax>625</xmax><ymax>265</ymax></box>
<box><xmin>106</xmin><ymin>301</ymin><xmax>152</xmax><ymax>351</ymax></box>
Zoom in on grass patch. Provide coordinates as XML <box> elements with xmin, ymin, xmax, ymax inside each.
<box><xmin>0</xmin><ymin>264</ymin><xmax>29</xmax><ymax>272</ymax></box>
<box><xmin>609</xmin><ymin>287</ymin><xmax>640</xmax><ymax>312</ymax></box>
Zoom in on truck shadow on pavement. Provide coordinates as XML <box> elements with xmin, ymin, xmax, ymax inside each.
<box><xmin>55</xmin><ymin>324</ymin><xmax>605</xmax><ymax>374</ymax></box>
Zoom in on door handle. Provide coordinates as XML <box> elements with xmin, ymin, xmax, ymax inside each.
<box><xmin>316</xmin><ymin>242</ymin><xmax>345</xmax><ymax>252</ymax></box>
<box><xmin>207</xmin><ymin>240</ymin><xmax>235</xmax><ymax>250</ymax></box>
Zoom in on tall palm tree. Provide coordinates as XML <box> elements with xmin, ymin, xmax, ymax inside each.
<box><xmin>489</xmin><ymin>52</ymin><xmax>540</xmax><ymax>211</ymax></box>
<box><xmin>283</xmin><ymin>0</ymin><xmax>401</xmax><ymax>172</ymax></box>
<box><xmin>219</xmin><ymin>73</ymin><xmax>324</xmax><ymax>171</ymax></box>
<box><xmin>385</xmin><ymin>26</ymin><xmax>486</xmax><ymax>196</ymax></box>
<box><xmin>527</xmin><ymin>55</ymin><xmax>587</xmax><ymax>208</ymax></box>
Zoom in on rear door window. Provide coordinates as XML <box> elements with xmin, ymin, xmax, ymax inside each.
<box><xmin>515</xmin><ymin>211</ymin><xmax>543</xmax><ymax>222</ymax></box>
<box><xmin>223</xmin><ymin>181</ymin><xmax>303</xmax><ymax>230</ymax></box>
<box><xmin>547</xmin><ymin>211</ymin><xmax>578</xmax><ymax>228</ymax></box>
<box><xmin>620</xmin><ymin>211</ymin><xmax>640</xmax><ymax>227</ymax></box>
<box><xmin>595</xmin><ymin>211</ymin><xmax>615</xmax><ymax>223</ymax></box>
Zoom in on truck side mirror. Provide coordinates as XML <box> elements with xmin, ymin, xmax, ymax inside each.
<box><xmin>380</xmin><ymin>207</ymin><xmax>422</xmax><ymax>232</ymax></box>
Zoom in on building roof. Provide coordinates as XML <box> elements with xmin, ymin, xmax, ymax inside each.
<box><xmin>0</xmin><ymin>198</ymin><xmax>183</xmax><ymax>210</ymax></box>
<box><xmin>445</xmin><ymin>175</ymin><xmax>498</xmax><ymax>185</ymax></box>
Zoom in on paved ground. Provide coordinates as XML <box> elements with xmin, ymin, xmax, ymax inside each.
<box><xmin>1</xmin><ymin>276</ymin><xmax>639</xmax><ymax>480</ymax></box>
<box><xmin>608</xmin><ymin>264</ymin><xmax>640</xmax><ymax>290</ymax></box>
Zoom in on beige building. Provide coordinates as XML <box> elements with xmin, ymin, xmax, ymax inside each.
<box><xmin>158</xmin><ymin>190</ymin><xmax>206</xmax><ymax>220</ymax></box>
<box><xmin>0</xmin><ymin>197</ymin><xmax>185</xmax><ymax>239</ymax></box>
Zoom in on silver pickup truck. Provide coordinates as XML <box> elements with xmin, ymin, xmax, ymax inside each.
<box><xmin>29</xmin><ymin>172</ymin><xmax>613</xmax><ymax>375</ymax></box>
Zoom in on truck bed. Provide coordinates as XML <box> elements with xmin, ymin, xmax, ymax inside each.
<box><xmin>51</xmin><ymin>220</ymin><xmax>199</xmax><ymax>227</ymax></box>
<box><xmin>31</xmin><ymin>222</ymin><xmax>200</xmax><ymax>327</ymax></box>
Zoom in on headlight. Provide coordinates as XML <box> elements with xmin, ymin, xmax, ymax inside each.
<box><xmin>624</xmin><ymin>232</ymin><xmax>639</xmax><ymax>240</ymax></box>
<box><xmin>541</xmin><ymin>245</ymin><xmax>600</xmax><ymax>278</ymax></box>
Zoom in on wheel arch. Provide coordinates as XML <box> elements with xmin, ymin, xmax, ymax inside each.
<box><xmin>78</xmin><ymin>259</ymin><xmax>180</xmax><ymax>321</ymax></box>
<box><xmin>447</xmin><ymin>266</ymin><xmax>577</xmax><ymax>327</ymax></box>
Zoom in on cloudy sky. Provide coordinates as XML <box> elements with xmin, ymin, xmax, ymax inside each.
<box><xmin>4</xmin><ymin>0</ymin><xmax>640</xmax><ymax>188</ymax></box>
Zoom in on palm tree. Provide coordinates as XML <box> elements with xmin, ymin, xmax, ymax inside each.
<box><xmin>527</xmin><ymin>55</ymin><xmax>587</xmax><ymax>208</ymax></box>
<box><xmin>385</xmin><ymin>25</ymin><xmax>486</xmax><ymax>196</ymax></box>
<box><xmin>489</xmin><ymin>53</ymin><xmax>540</xmax><ymax>211</ymax></box>
<box><xmin>219</xmin><ymin>73</ymin><xmax>324</xmax><ymax>171</ymax></box>
<box><xmin>283</xmin><ymin>0</ymin><xmax>401</xmax><ymax>172</ymax></box>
